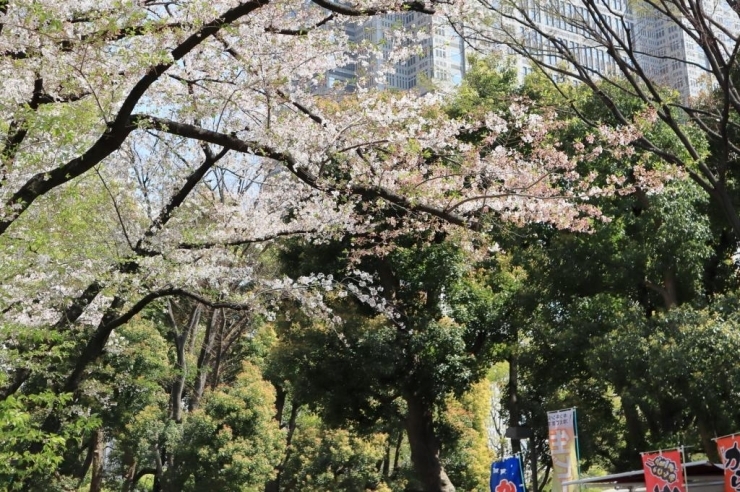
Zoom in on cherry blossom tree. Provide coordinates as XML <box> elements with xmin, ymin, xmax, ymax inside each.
<box><xmin>452</xmin><ymin>0</ymin><xmax>740</xmax><ymax>236</ymax></box>
<box><xmin>0</xmin><ymin>0</ymin><xmax>644</xmax><ymax>488</ymax></box>
<box><xmin>0</xmin><ymin>0</ymin><xmax>632</xmax><ymax>391</ymax></box>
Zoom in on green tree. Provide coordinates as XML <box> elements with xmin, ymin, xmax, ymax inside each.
<box><xmin>0</xmin><ymin>392</ymin><xmax>100</xmax><ymax>490</ymax></box>
<box><xmin>280</xmin><ymin>412</ymin><xmax>394</xmax><ymax>492</ymax></box>
<box><xmin>167</xmin><ymin>362</ymin><xmax>285</xmax><ymax>492</ymax></box>
<box><xmin>273</xmin><ymin>234</ymin><xmax>510</xmax><ymax>491</ymax></box>
<box><xmin>444</xmin><ymin>57</ymin><xmax>740</xmax><ymax>484</ymax></box>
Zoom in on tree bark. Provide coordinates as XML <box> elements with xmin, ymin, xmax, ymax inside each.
<box><xmin>121</xmin><ymin>448</ymin><xmax>137</xmax><ymax>492</ymax></box>
<box><xmin>190</xmin><ymin>307</ymin><xmax>220</xmax><ymax>411</ymax></box>
<box><xmin>382</xmin><ymin>438</ymin><xmax>391</xmax><ymax>476</ymax></box>
<box><xmin>621</xmin><ymin>396</ymin><xmax>647</xmax><ymax>469</ymax></box>
<box><xmin>530</xmin><ymin>434</ymin><xmax>539</xmax><ymax>492</ymax></box>
<box><xmin>265</xmin><ymin>402</ymin><xmax>299</xmax><ymax>492</ymax></box>
<box><xmin>697</xmin><ymin>416</ymin><xmax>720</xmax><ymax>462</ymax></box>
<box><xmin>508</xmin><ymin>348</ymin><xmax>521</xmax><ymax>455</ymax></box>
<box><xmin>404</xmin><ymin>393</ymin><xmax>455</xmax><ymax>492</ymax></box>
<box><xmin>168</xmin><ymin>300</ymin><xmax>201</xmax><ymax>423</ymax></box>
<box><xmin>646</xmin><ymin>269</ymin><xmax>678</xmax><ymax>310</ymax></box>
<box><xmin>152</xmin><ymin>443</ymin><xmax>164</xmax><ymax>492</ymax></box>
<box><xmin>711</xmin><ymin>180</ymin><xmax>740</xmax><ymax>241</ymax></box>
<box><xmin>89</xmin><ymin>429</ymin><xmax>105</xmax><ymax>492</ymax></box>
<box><xmin>274</xmin><ymin>384</ymin><xmax>286</xmax><ymax>424</ymax></box>
<box><xmin>75</xmin><ymin>436</ymin><xmax>95</xmax><ymax>487</ymax></box>
<box><xmin>210</xmin><ymin>312</ymin><xmax>226</xmax><ymax>390</ymax></box>
<box><xmin>392</xmin><ymin>430</ymin><xmax>403</xmax><ymax>476</ymax></box>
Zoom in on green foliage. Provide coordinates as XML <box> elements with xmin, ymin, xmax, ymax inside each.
<box><xmin>102</xmin><ymin>318</ymin><xmax>173</xmax><ymax>482</ymax></box>
<box><xmin>448</xmin><ymin>55</ymin><xmax>740</xmax><ymax>473</ymax></box>
<box><xmin>447</xmin><ymin>54</ymin><xmax>519</xmax><ymax>119</ymax></box>
<box><xmin>0</xmin><ymin>392</ymin><xmax>100</xmax><ymax>490</ymax></box>
<box><xmin>282</xmin><ymin>412</ymin><xmax>397</xmax><ymax>491</ymax></box>
<box><xmin>170</xmin><ymin>362</ymin><xmax>284</xmax><ymax>491</ymax></box>
<box><xmin>438</xmin><ymin>380</ymin><xmax>496</xmax><ymax>492</ymax></box>
<box><xmin>507</xmin><ymin>173</ymin><xmax>734</xmax><ymax>468</ymax></box>
<box><xmin>277</xmin><ymin>237</ymin><xmax>510</xmax><ymax>412</ymax></box>
<box><xmin>274</xmin><ymin>234</ymin><xmax>512</xmax><ymax>487</ymax></box>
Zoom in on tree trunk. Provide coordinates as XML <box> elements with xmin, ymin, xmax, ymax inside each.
<box><xmin>210</xmin><ymin>311</ymin><xmax>227</xmax><ymax>390</ymax></box>
<box><xmin>170</xmin><ymin>333</ymin><xmax>187</xmax><ymax>423</ymax></box>
<box><xmin>152</xmin><ymin>443</ymin><xmax>164</xmax><ymax>492</ymax></box>
<box><xmin>190</xmin><ymin>307</ymin><xmax>220</xmax><ymax>411</ymax></box>
<box><xmin>121</xmin><ymin>448</ymin><xmax>137</xmax><ymax>492</ymax></box>
<box><xmin>711</xmin><ymin>179</ymin><xmax>740</xmax><ymax>240</ymax></box>
<box><xmin>168</xmin><ymin>301</ymin><xmax>201</xmax><ymax>422</ymax></box>
<box><xmin>697</xmin><ymin>416</ymin><xmax>720</xmax><ymax>462</ymax></box>
<box><xmin>274</xmin><ymin>384</ymin><xmax>286</xmax><ymax>424</ymax></box>
<box><xmin>530</xmin><ymin>435</ymin><xmax>539</xmax><ymax>492</ymax></box>
<box><xmin>646</xmin><ymin>269</ymin><xmax>678</xmax><ymax>310</ymax></box>
<box><xmin>621</xmin><ymin>396</ymin><xmax>647</xmax><ymax>469</ymax></box>
<box><xmin>75</xmin><ymin>435</ymin><xmax>95</xmax><ymax>487</ymax></box>
<box><xmin>404</xmin><ymin>393</ymin><xmax>455</xmax><ymax>492</ymax></box>
<box><xmin>392</xmin><ymin>430</ymin><xmax>403</xmax><ymax>476</ymax></box>
<box><xmin>382</xmin><ymin>438</ymin><xmax>391</xmax><ymax>476</ymax></box>
<box><xmin>508</xmin><ymin>349</ymin><xmax>521</xmax><ymax>455</ymax></box>
<box><xmin>266</xmin><ymin>402</ymin><xmax>300</xmax><ymax>492</ymax></box>
<box><xmin>89</xmin><ymin>429</ymin><xmax>105</xmax><ymax>492</ymax></box>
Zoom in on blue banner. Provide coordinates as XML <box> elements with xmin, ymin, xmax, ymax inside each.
<box><xmin>490</xmin><ymin>456</ymin><xmax>526</xmax><ymax>492</ymax></box>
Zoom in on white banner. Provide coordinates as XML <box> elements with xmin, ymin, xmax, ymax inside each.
<box><xmin>547</xmin><ymin>409</ymin><xmax>579</xmax><ymax>492</ymax></box>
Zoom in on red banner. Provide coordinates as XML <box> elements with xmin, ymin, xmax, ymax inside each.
<box><xmin>717</xmin><ymin>435</ymin><xmax>740</xmax><ymax>492</ymax></box>
<box><xmin>641</xmin><ymin>450</ymin><xmax>686</xmax><ymax>492</ymax></box>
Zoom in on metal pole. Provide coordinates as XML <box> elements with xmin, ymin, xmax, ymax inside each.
<box><xmin>531</xmin><ymin>436</ymin><xmax>538</xmax><ymax>492</ymax></box>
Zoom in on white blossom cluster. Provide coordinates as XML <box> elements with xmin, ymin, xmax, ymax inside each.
<box><xmin>0</xmin><ymin>0</ymin><xmax>655</xmax><ymax>340</ymax></box>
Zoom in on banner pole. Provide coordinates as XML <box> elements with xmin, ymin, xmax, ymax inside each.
<box><xmin>531</xmin><ymin>434</ymin><xmax>538</xmax><ymax>492</ymax></box>
<box><xmin>641</xmin><ymin>447</ymin><xmax>674</xmax><ymax>455</ymax></box>
<box><xmin>681</xmin><ymin>446</ymin><xmax>689</xmax><ymax>492</ymax></box>
<box><xmin>713</xmin><ymin>432</ymin><xmax>740</xmax><ymax>441</ymax></box>
<box><xmin>519</xmin><ymin>453</ymin><xmax>527</xmax><ymax>492</ymax></box>
<box><xmin>573</xmin><ymin>408</ymin><xmax>581</xmax><ymax>475</ymax></box>
<box><xmin>574</xmin><ymin>408</ymin><xmax>581</xmax><ymax>492</ymax></box>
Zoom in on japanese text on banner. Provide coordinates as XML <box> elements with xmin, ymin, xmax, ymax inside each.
<box><xmin>717</xmin><ymin>435</ymin><xmax>740</xmax><ymax>492</ymax></box>
<box><xmin>490</xmin><ymin>456</ymin><xmax>526</xmax><ymax>492</ymax></box>
<box><xmin>641</xmin><ymin>449</ymin><xmax>686</xmax><ymax>492</ymax></box>
<box><xmin>547</xmin><ymin>409</ymin><xmax>578</xmax><ymax>492</ymax></box>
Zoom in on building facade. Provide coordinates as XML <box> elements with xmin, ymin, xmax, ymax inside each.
<box><xmin>322</xmin><ymin>0</ymin><xmax>739</xmax><ymax>100</ymax></box>
<box><xmin>322</xmin><ymin>12</ymin><xmax>465</xmax><ymax>92</ymax></box>
<box><xmin>631</xmin><ymin>0</ymin><xmax>739</xmax><ymax>99</ymax></box>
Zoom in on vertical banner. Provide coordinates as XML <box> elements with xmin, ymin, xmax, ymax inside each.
<box><xmin>717</xmin><ymin>435</ymin><xmax>740</xmax><ymax>492</ymax></box>
<box><xmin>490</xmin><ymin>456</ymin><xmax>526</xmax><ymax>492</ymax></box>
<box><xmin>547</xmin><ymin>409</ymin><xmax>579</xmax><ymax>492</ymax></box>
<box><xmin>641</xmin><ymin>449</ymin><xmax>686</xmax><ymax>492</ymax></box>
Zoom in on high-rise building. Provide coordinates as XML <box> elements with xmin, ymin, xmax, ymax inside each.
<box><xmin>322</xmin><ymin>12</ymin><xmax>465</xmax><ymax>92</ymax></box>
<box><xmin>482</xmin><ymin>0</ymin><xmax>739</xmax><ymax>100</ymax></box>
<box><xmin>322</xmin><ymin>1</ymin><xmax>738</xmax><ymax>101</ymax></box>
<box><xmin>500</xmin><ymin>0</ymin><xmax>630</xmax><ymax>79</ymax></box>
<box><xmin>631</xmin><ymin>0</ymin><xmax>739</xmax><ymax>99</ymax></box>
